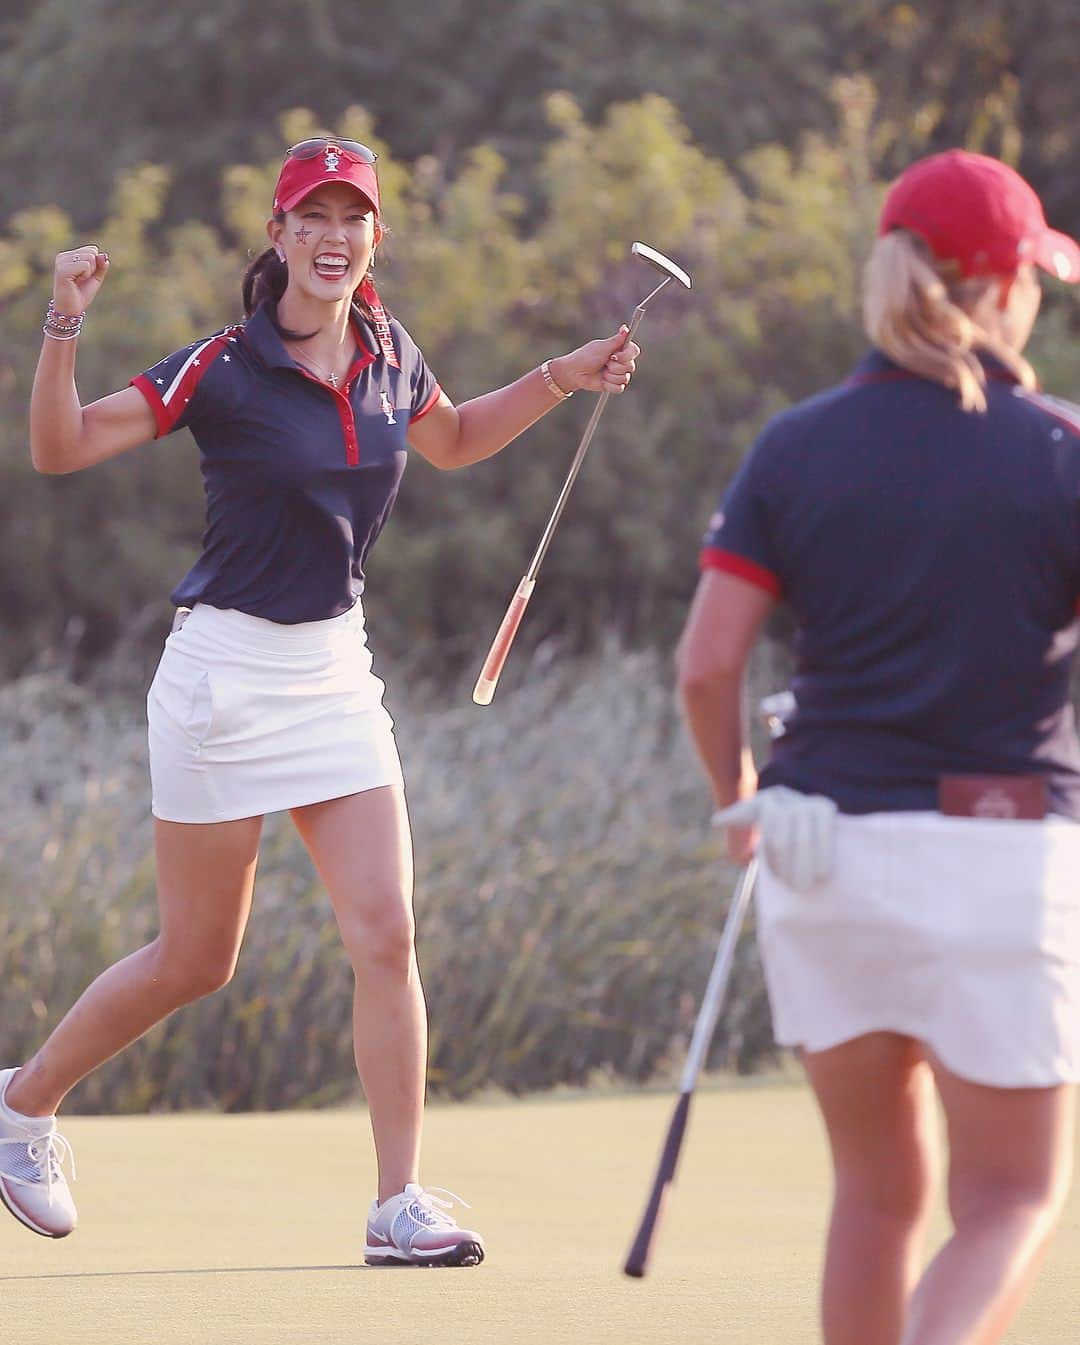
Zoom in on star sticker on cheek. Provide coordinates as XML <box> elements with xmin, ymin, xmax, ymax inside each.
<box><xmin>294</xmin><ymin>225</ymin><xmax>312</xmax><ymax>245</ymax></box>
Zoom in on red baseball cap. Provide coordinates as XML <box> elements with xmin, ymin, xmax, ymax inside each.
<box><xmin>879</xmin><ymin>150</ymin><xmax>1079</xmax><ymax>283</ymax></box>
<box><xmin>272</xmin><ymin>139</ymin><xmax>380</xmax><ymax>218</ymax></box>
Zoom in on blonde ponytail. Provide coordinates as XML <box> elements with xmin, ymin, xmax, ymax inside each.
<box><xmin>863</xmin><ymin>231</ymin><xmax>1037</xmax><ymax>413</ymax></box>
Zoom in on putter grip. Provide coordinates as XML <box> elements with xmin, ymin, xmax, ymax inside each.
<box><xmin>472</xmin><ymin>577</ymin><xmax>536</xmax><ymax>706</ymax></box>
<box><xmin>623</xmin><ymin>1091</ymin><xmax>691</xmax><ymax>1278</ymax></box>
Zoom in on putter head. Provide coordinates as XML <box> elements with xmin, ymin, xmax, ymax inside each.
<box><xmin>631</xmin><ymin>241</ymin><xmax>692</xmax><ymax>290</ymax></box>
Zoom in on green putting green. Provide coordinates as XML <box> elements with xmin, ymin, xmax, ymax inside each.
<box><xmin>1</xmin><ymin>1082</ymin><xmax>1077</xmax><ymax>1344</ymax></box>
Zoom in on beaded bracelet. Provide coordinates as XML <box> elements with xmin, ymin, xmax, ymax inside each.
<box><xmin>43</xmin><ymin>300</ymin><xmax>85</xmax><ymax>341</ymax></box>
<box><xmin>540</xmin><ymin>359</ymin><xmax>573</xmax><ymax>400</ymax></box>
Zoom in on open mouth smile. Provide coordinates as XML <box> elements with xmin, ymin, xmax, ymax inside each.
<box><xmin>313</xmin><ymin>253</ymin><xmax>351</xmax><ymax>280</ymax></box>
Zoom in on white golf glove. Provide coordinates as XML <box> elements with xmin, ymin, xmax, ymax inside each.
<box><xmin>711</xmin><ymin>786</ymin><xmax>837</xmax><ymax>891</ymax></box>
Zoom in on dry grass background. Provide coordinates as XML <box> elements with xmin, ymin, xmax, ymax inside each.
<box><xmin>0</xmin><ymin>637</ymin><xmax>790</xmax><ymax>1112</ymax></box>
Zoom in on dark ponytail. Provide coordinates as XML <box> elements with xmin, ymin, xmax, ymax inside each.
<box><xmin>241</xmin><ymin>246</ymin><xmax>289</xmax><ymax>320</ymax></box>
<box><xmin>241</xmin><ymin>212</ymin><xmax>379</xmax><ymax>343</ymax></box>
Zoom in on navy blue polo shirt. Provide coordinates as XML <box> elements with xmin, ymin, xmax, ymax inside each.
<box><xmin>702</xmin><ymin>349</ymin><xmax>1080</xmax><ymax>819</ymax></box>
<box><xmin>132</xmin><ymin>299</ymin><xmax>441</xmax><ymax>623</ymax></box>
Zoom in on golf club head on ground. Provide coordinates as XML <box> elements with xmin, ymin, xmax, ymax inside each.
<box><xmin>631</xmin><ymin>241</ymin><xmax>692</xmax><ymax>292</ymax></box>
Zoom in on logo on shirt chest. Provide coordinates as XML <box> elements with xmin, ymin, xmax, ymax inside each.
<box><xmin>379</xmin><ymin>391</ymin><xmax>397</xmax><ymax>425</ymax></box>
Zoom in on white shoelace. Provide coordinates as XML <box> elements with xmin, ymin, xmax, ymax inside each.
<box><xmin>0</xmin><ymin>1130</ymin><xmax>77</xmax><ymax>1204</ymax></box>
<box><xmin>408</xmin><ymin>1186</ymin><xmax>471</xmax><ymax>1228</ymax></box>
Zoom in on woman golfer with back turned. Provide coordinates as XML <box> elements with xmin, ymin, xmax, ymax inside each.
<box><xmin>2</xmin><ymin>137</ymin><xmax>638</xmax><ymax>1263</ymax></box>
<box><xmin>679</xmin><ymin>150</ymin><xmax>1080</xmax><ymax>1344</ymax></box>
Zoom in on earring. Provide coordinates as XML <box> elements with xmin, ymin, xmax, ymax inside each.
<box><xmin>276</xmin><ymin>249</ymin><xmax>286</xmax><ymax>263</ymax></box>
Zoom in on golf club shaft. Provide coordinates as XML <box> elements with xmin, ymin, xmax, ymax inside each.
<box><xmin>525</xmin><ymin>299</ymin><xmax>653</xmax><ymax>581</ymax></box>
<box><xmin>681</xmin><ymin>858</ymin><xmax>758</xmax><ymax>1090</ymax></box>
<box><xmin>623</xmin><ymin>859</ymin><xmax>758</xmax><ymax>1279</ymax></box>
<box><xmin>622</xmin><ymin>1090</ymin><xmax>691</xmax><ymax>1281</ymax></box>
<box><xmin>471</xmin><ymin>301</ymin><xmax>654</xmax><ymax>707</ymax></box>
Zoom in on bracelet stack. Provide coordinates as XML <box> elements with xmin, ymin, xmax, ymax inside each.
<box><xmin>540</xmin><ymin>359</ymin><xmax>573</xmax><ymax>400</ymax></box>
<box><xmin>43</xmin><ymin>300</ymin><xmax>85</xmax><ymax>342</ymax></box>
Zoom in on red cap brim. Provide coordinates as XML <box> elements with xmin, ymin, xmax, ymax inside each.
<box><xmin>1032</xmin><ymin>227</ymin><xmax>1080</xmax><ymax>283</ymax></box>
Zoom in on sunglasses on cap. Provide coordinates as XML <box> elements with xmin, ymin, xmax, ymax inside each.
<box><xmin>284</xmin><ymin>138</ymin><xmax>378</xmax><ymax>166</ymax></box>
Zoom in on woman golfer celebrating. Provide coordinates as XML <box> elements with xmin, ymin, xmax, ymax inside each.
<box><xmin>2</xmin><ymin>137</ymin><xmax>638</xmax><ymax>1264</ymax></box>
<box><xmin>680</xmin><ymin>151</ymin><xmax>1080</xmax><ymax>1344</ymax></box>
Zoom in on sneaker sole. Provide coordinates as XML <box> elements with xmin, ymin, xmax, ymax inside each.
<box><xmin>0</xmin><ymin>1180</ymin><xmax>74</xmax><ymax>1239</ymax></box>
<box><xmin>364</xmin><ymin>1239</ymin><xmax>485</xmax><ymax>1268</ymax></box>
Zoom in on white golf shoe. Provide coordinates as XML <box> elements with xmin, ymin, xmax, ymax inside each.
<box><xmin>365</xmin><ymin>1183</ymin><xmax>484</xmax><ymax>1267</ymax></box>
<box><xmin>0</xmin><ymin>1068</ymin><xmax>77</xmax><ymax>1238</ymax></box>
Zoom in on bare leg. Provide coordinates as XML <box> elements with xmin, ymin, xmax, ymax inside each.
<box><xmin>803</xmin><ymin>1033</ymin><xmax>938</xmax><ymax>1345</ymax></box>
<box><xmin>900</xmin><ymin>1065</ymin><xmax>1074</xmax><ymax>1345</ymax></box>
<box><xmin>8</xmin><ymin>816</ymin><xmax>262</xmax><ymax>1118</ymax></box>
<box><xmin>290</xmin><ymin>787</ymin><xmax>424</xmax><ymax>1203</ymax></box>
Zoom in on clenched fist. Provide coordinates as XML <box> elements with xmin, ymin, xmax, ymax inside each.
<box><xmin>52</xmin><ymin>244</ymin><xmax>109</xmax><ymax>318</ymax></box>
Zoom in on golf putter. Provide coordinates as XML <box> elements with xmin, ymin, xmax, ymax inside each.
<box><xmin>472</xmin><ymin>243</ymin><xmax>692</xmax><ymax>706</ymax></box>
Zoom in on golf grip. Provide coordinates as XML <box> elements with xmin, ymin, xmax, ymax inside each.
<box><xmin>472</xmin><ymin>577</ymin><xmax>536</xmax><ymax>705</ymax></box>
<box><xmin>622</xmin><ymin>1091</ymin><xmax>691</xmax><ymax>1279</ymax></box>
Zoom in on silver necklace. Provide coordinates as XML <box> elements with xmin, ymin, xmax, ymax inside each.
<box><xmin>287</xmin><ymin>345</ymin><xmax>349</xmax><ymax>388</ymax></box>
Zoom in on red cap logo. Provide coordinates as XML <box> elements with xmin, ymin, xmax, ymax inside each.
<box><xmin>272</xmin><ymin>142</ymin><xmax>380</xmax><ymax>219</ymax></box>
<box><xmin>880</xmin><ymin>150</ymin><xmax>1079</xmax><ymax>283</ymax></box>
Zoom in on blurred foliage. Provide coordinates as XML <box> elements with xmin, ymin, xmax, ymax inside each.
<box><xmin>0</xmin><ymin>0</ymin><xmax>840</xmax><ymax>230</ymax></box>
<box><xmin>4</xmin><ymin>2</ymin><xmax>1075</xmax><ymax>232</ymax></box>
<box><xmin>2</xmin><ymin>2</ymin><xmax>1078</xmax><ymax>231</ymax></box>
<box><xmin>833</xmin><ymin>1</ymin><xmax>1080</xmax><ymax>222</ymax></box>
<box><xmin>1</xmin><ymin>82</ymin><xmax>1078</xmax><ymax>676</ymax></box>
